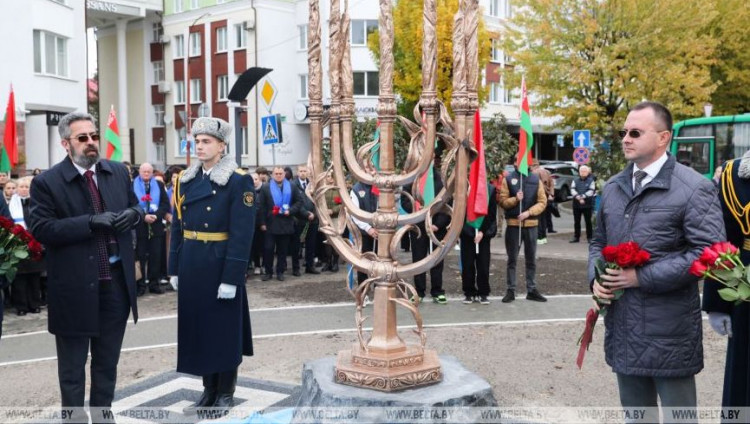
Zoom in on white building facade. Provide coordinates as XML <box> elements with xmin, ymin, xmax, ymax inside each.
<box><xmin>0</xmin><ymin>0</ymin><xmax>88</xmax><ymax>172</ymax></box>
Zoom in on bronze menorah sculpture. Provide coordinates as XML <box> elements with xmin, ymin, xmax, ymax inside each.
<box><xmin>306</xmin><ymin>0</ymin><xmax>480</xmax><ymax>392</ymax></box>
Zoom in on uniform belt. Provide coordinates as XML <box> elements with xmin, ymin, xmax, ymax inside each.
<box><xmin>183</xmin><ymin>230</ymin><xmax>229</xmax><ymax>242</ymax></box>
<box><xmin>744</xmin><ymin>238</ymin><xmax>750</xmax><ymax>251</ymax></box>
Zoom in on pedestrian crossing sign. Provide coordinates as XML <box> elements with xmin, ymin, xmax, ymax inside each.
<box><xmin>261</xmin><ymin>114</ymin><xmax>282</xmax><ymax>145</ymax></box>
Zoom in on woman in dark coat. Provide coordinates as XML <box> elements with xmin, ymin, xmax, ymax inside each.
<box><xmin>168</xmin><ymin>117</ymin><xmax>255</xmax><ymax>414</ymax></box>
<box><xmin>703</xmin><ymin>150</ymin><xmax>750</xmax><ymax>407</ymax></box>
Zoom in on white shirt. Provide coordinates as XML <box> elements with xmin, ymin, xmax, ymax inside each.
<box><xmin>349</xmin><ymin>189</ymin><xmax>372</xmax><ymax>233</ymax></box>
<box><xmin>633</xmin><ymin>152</ymin><xmax>668</xmax><ymax>191</ymax></box>
<box><xmin>72</xmin><ymin>161</ymin><xmax>98</xmax><ymax>186</ymax></box>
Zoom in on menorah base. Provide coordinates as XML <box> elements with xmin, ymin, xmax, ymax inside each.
<box><xmin>335</xmin><ymin>344</ymin><xmax>442</xmax><ymax>392</ymax></box>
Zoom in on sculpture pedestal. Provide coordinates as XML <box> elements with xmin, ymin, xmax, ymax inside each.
<box><xmin>294</xmin><ymin>355</ymin><xmax>497</xmax><ymax>423</ymax></box>
<box><xmin>335</xmin><ymin>344</ymin><xmax>441</xmax><ymax>391</ymax></box>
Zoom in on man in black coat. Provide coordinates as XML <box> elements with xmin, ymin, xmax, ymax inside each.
<box><xmin>0</xmin><ymin>200</ymin><xmax>10</xmax><ymax>339</ymax></box>
<box><xmin>460</xmin><ymin>185</ymin><xmax>498</xmax><ymax>304</ymax></box>
<box><xmin>257</xmin><ymin>166</ymin><xmax>303</xmax><ymax>281</ymax></box>
<box><xmin>28</xmin><ymin>112</ymin><xmax>142</xmax><ymax>420</ymax></box>
<box><xmin>703</xmin><ymin>150</ymin><xmax>750</xmax><ymax>407</ymax></box>
<box><xmin>290</xmin><ymin>164</ymin><xmax>320</xmax><ymax>275</ymax></box>
<box><xmin>133</xmin><ymin>162</ymin><xmax>169</xmax><ymax>296</ymax></box>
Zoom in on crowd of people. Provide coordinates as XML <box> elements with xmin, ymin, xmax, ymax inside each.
<box><xmin>4</xmin><ymin>100</ymin><xmax>750</xmax><ymax>420</ymax></box>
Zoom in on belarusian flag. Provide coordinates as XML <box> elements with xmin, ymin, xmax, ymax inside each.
<box><xmin>467</xmin><ymin>110</ymin><xmax>488</xmax><ymax>229</ymax></box>
<box><xmin>0</xmin><ymin>86</ymin><xmax>18</xmax><ymax>173</ymax></box>
<box><xmin>105</xmin><ymin>105</ymin><xmax>123</xmax><ymax>161</ymax></box>
<box><xmin>370</xmin><ymin>121</ymin><xmax>381</xmax><ymax>195</ymax></box>
<box><xmin>416</xmin><ymin>110</ymin><xmax>435</xmax><ymax>211</ymax></box>
<box><xmin>516</xmin><ymin>76</ymin><xmax>534</xmax><ymax>176</ymax></box>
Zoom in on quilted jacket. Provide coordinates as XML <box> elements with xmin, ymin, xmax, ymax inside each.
<box><xmin>588</xmin><ymin>154</ymin><xmax>725</xmax><ymax>377</ymax></box>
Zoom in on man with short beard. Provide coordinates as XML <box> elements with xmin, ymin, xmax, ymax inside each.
<box><xmin>28</xmin><ymin>112</ymin><xmax>143</xmax><ymax>422</ymax></box>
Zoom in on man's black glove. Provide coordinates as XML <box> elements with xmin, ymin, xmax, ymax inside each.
<box><xmin>113</xmin><ymin>207</ymin><xmax>142</xmax><ymax>233</ymax></box>
<box><xmin>89</xmin><ymin>212</ymin><xmax>118</xmax><ymax>232</ymax></box>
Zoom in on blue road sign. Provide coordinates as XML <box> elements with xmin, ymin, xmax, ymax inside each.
<box><xmin>573</xmin><ymin>130</ymin><xmax>590</xmax><ymax>148</ymax></box>
<box><xmin>261</xmin><ymin>114</ymin><xmax>280</xmax><ymax>145</ymax></box>
<box><xmin>573</xmin><ymin>147</ymin><xmax>590</xmax><ymax>165</ymax></box>
<box><xmin>556</xmin><ymin>134</ymin><xmax>564</xmax><ymax>147</ymax></box>
<box><xmin>179</xmin><ymin>139</ymin><xmax>194</xmax><ymax>156</ymax></box>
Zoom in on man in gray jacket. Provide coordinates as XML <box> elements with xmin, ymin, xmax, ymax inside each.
<box><xmin>590</xmin><ymin>101</ymin><xmax>724</xmax><ymax>418</ymax></box>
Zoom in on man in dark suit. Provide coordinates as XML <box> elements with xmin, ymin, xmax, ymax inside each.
<box><xmin>257</xmin><ymin>166</ymin><xmax>303</xmax><ymax>281</ymax></box>
<box><xmin>133</xmin><ymin>162</ymin><xmax>169</xmax><ymax>296</ymax></box>
<box><xmin>290</xmin><ymin>164</ymin><xmax>320</xmax><ymax>275</ymax></box>
<box><xmin>28</xmin><ymin>112</ymin><xmax>142</xmax><ymax>422</ymax></box>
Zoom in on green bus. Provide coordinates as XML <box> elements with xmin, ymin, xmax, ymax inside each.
<box><xmin>670</xmin><ymin>114</ymin><xmax>750</xmax><ymax>178</ymax></box>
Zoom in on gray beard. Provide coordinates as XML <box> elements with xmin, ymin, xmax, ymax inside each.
<box><xmin>72</xmin><ymin>151</ymin><xmax>99</xmax><ymax>169</ymax></box>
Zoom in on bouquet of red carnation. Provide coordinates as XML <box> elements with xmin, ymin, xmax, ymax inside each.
<box><xmin>690</xmin><ymin>242</ymin><xmax>748</xmax><ymax>303</ymax></box>
<box><xmin>333</xmin><ymin>196</ymin><xmax>342</xmax><ymax>205</ymax></box>
<box><xmin>140</xmin><ymin>194</ymin><xmax>152</xmax><ymax>202</ymax></box>
<box><xmin>272</xmin><ymin>205</ymin><xmax>281</xmax><ymax>216</ymax></box>
<box><xmin>0</xmin><ymin>216</ymin><xmax>44</xmax><ymax>283</ymax></box>
<box><xmin>576</xmin><ymin>241</ymin><xmax>651</xmax><ymax>369</ymax></box>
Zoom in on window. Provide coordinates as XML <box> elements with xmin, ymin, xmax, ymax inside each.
<box><xmin>154</xmin><ymin>105</ymin><xmax>165</xmax><ymax>126</ymax></box>
<box><xmin>33</xmin><ymin>30</ymin><xmax>68</xmax><ymax>77</ymax></box>
<box><xmin>174</xmin><ymin>0</ymin><xmax>183</xmax><ymax>13</ymax></box>
<box><xmin>234</xmin><ymin>22</ymin><xmax>247</xmax><ymax>49</ymax></box>
<box><xmin>217</xmin><ymin>75</ymin><xmax>229</xmax><ymax>100</ymax></box>
<box><xmin>241</xmin><ymin>126</ymin><xmax>249</xmax><ymax>154</ymax></box>
<box><xmin>353</xmin><ymin>71</ymin><xmax>379</xmax><ymax>96</ymax></box>
<box><xmin>156</xmin><ymin>143</ymin><xmax>166</xmax><ymax>163</ymax></box>
<box><xmin>175</xmin><ymin>81</ymin><xmax>185</xmax><ymax>104</ymax></box>
<box><xmin>216</xmin><ymin>27</ymin><xmax>227</xmax><ymax>52</ymax></box>
<box><xmin>489</xmin><ymin>0</ymin><xmax>500</xmax><ymax>16</ymax></box>
<box><xmin>488</xmin><ymin>82</ymin><xmax>510</xmax><ymax>104</ymax></box>
<box><xmin>489</xmin><ymin>0</ymin><xmax>512</xmax><ymax>18</ymax></box>
<box><xmin>189</xmin><ymin>32</ymin><xmax>201</xmax><ymax>56</ymax></box>
<box><xmin>190</xmin><ymin>79</ymin><xmax>201</xmax><ymax>103</ymax></box>
<box><xmin>153</xmin><ymin>61</ymin><xmax>164</xmax><ymax>81</ymax></box>
<box><xmin>298</xmin><ymin>25</ymin><xmax>308</xmax><ymax>50</ymax></box>
<box><xmin>491</xmin><ymin>40</ymin><xmax>502</xmax><ymax>63</ymax></box>
<box><xmin>299</xmin><ymin>74</ymin><xmax>308</xmax><ymax>99</ymax></box>
<box><xmin>190</xmin><ymin>0</ymin><xmax>198</xmax><ymax>10</ymax></box>
<box><xmin>152</xmin><ymin>23</ymin><xmax>163</xmax><ymax>42</ymax></box>
<box><xmin>173</xmin><ymin>35</ymin><xmax>184</xmax><ymax>58</ymax></box>
<box><xmin>351</xmin><ymin>19</ymin><xmax>377</xmax><ymax>46</ymax></box>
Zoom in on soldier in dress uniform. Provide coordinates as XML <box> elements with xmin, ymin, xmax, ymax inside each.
<box><xmin>168</xmin><ymin>117</ymin><xmax>256</xmax><ymax>415</ymax></box>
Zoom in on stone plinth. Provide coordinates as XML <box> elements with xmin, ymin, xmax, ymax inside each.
<box><xmin>293</xmin><ymin>355</ymin><xmax>497</xmax><ymax>423</ymax></box>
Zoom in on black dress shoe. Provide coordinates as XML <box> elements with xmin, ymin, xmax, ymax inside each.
<box><xmin>16</xmin><ymin>310</ymin><xmax>27</xmax><ymax>316</ymax></box>
<box><xmin>277</xmin><ymin>273</ymin><xmax>285</xmax><ymax>281</ymax></box>
<box><xmin>305</xmin><ymin>267</ymin><xmax>321</xmax><ymax>275</ymax></box>
<box><xmin>569</xmin><ymin>238</ymin><xmax>580</xmax><ymax>243</ymax></box>
<box><xmin>331</xmin><ymin>262</ymin><xmax>339</xmax><ymax>272</ymax></box>
<box><xmin>149</xmin><ymin>285</ymin><xmax>165</xmax><ymax>294</ymax></box>
<box><xmin>321</xmin><ymin>263</ymin><xmax>331</xmax><ymax>272</ymax></box>
<box><xmin>292</xmin><ymin>270</ymin><xmax>301</xmax><ymax>277</ymax></box>
<box><xmin>548</xmin><ymin>230</ymin><xmax>558</xmax><ymax>233</ymax></box>
<box><xmin>501</xmin><ymin>290</ymin><xmax>515</xmax><ymax>303</ymax></box>
<box><xmin>526</xmin><ymin>290</ymin><xmax>548</xmax><ymax>302</ymax></box>
<box><xmin>30</xmin><ymin>307</ymin><xmax>41</xmax><ymax>314</ymax></box>
<box><xmin>261</xmin><ymin>274</ymin><xmax>272</xmax><ymax>281</ymax></box>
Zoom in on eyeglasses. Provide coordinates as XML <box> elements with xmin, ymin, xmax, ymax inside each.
<box><xmin>618</xmin><ymin>129</ymin><xmax>668</xmax><ymax>139</ymax></box>
<box><xmin>69</xmin><ymin>133</ymin><xmax>100</xmax><ymax>143</ymax></box>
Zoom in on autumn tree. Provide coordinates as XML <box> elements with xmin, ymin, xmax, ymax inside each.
<box><xmin>368</xmin><ymin>0</ymin><xmax>492</xmax><ymax>116</ymax></box>
<box><xmin>504</xmin><ymin>0</ymin><xmax>718</xmax><ymax>179</ymax></box>
<box><xmin>707</xmin><ymin>0</ymin><xmax>750</xmax><ymax>115</ymax></box>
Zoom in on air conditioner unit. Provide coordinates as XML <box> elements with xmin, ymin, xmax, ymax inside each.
<box><xmin>157</xmin><ymin>81</ymin><xmax>171</xmax><ymax>93</ymax></box>
<box><xmin>159</xmin><ymin>34</ymin><xmax>171</xmax><ymax>44</ymax></box>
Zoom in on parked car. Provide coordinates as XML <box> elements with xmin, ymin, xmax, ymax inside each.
<box><xmin>542</xmin><ymin>163</ymin><xmax>579</xmax><ymax>201</ymax></box>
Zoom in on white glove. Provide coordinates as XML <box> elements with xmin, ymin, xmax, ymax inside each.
<box><xmin>708</xmin><ymin>312</ymin><xmax>732</xmax><ymax>337</ymax></box>
<box><xmin>217</xmin><ymin>283</ymin><xmax>237</xmax><ymax>299</ymax></box>
<box><xmin>169</xmin><ymin>276</ymin><xmax>178</xmax><ymax>291</ymax></box>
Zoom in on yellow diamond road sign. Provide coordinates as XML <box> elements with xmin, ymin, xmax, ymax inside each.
<box><xmin>260</xmin><ymin>79</ymin><xmax>277</xmax><ymax>111</ymax></box>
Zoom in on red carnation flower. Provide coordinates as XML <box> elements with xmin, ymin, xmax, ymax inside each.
<box><xmin>601</xmin><ymin>246</ymin><xmax>618</xmax><ymax>263</ymax></box>
<box><xmin>0</xmin><ymin>216</ymin><xmax>12</xmax><ymax>229</ymax></box>
<box><xmin>18</xmin><ymin>230</ymin><xmax>32</xmax><ymax>243</ymax></box>
<box><xmin>141</xmin><ymin>194</ymin><xmax>152</xmax><ymax>202</ymax></box>
<box><xmin>10</xmin><ymin>225</ymin><xmax>25</xmax><ymax>236</ymax></box>
<box><xmin>689</xmin><ymin>260</ymin><xmax>708</xmax><ymax>277</ymax></box>
<box><xmin>272</xmin><ymin>205</ymin><xmax>280</xmax><ymax>216</ymax></box>
<box><xmin>698</xmin><ymin>246</ymin><xmax>720</xmax><ymax>267</ymax></box>
<box><xmin>614</xmin><ymin>241</ymin><xmax>642</xmax><ymax>268</ymax></box>
<box><xmin>334</xmin><ymin>196</ymin><xmax>342</xmax><ymax>205</ymax></box>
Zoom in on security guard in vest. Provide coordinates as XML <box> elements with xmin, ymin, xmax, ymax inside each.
<box><xmin>168</xmin><ymin>117</ymin><xmax>256</xmax><ymax>416</ymax></box>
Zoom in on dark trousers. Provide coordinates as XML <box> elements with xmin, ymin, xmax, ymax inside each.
<box><xmin>410</xmin><ymin>229</ymin><xmax>445</xmax><ymax>297</ymax></box>
<box><xmin>504</xmin><ymin>225</ymin><xmax>538</xmax><ymax>292</ymax></box>
<box><xmin>460</xmin><ymin>234</ymin><xmax>491</xmax><ymax>297</ymax></box>
<box><xmin>537</xmin><ymin>209</ymin><xmax>548</xmax><ymax>239</ymax></box>
<box><xmin>546</xmin><ymin>208</ymin><xmax>555</xmax><ymax>232</ymax></box>
<box><xmin>250</xmin><ymin>227</ymin><xmax>264</xmax><ymax>268</ymax></box>
<box><xmin>136</xmin><ymin>236</ymin><xmax>164</xmax><ymax>286</ymax></box>
<box><xmin>12</xmin><ymin>272</ymin><xmax>41</xmax><ymax>313</ymax></box>
<box><xmin>357</xmin><ymin>233</ymin><xmax>375</xmax><ymax>284</ymax></box>
<box><xmin>55</xmin><ymin>266</ymin><xmax>130</xmax><ymax>409</ymax></box>
<box><xmin>573</xmin><ymin>207</ymin><xmax>593</xmax><ymax>241</ymax></box>
<box><xmin>291</xmin><ymin>220</ymin><xmax>319</xmax><ymax>271</ymax></box>
<box><xmin>616</xmin><ymin>373</ymin><xmax>696</xmax><ymax>423</ymax></box>
<box><xmin>264</xmin><ymin>233</ymin><xmax>291</xmax><ymax>275</ymax></box>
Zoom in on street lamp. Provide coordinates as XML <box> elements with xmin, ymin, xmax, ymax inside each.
<box><xmin>185</xmin><ymin>12</ymin><xmax>210</xmax><ymax>165</ymax></box>
<box><xmin>704</xmin><ymin>103</ymin><xmax>713</xmax><ymax>118</ymax></box>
